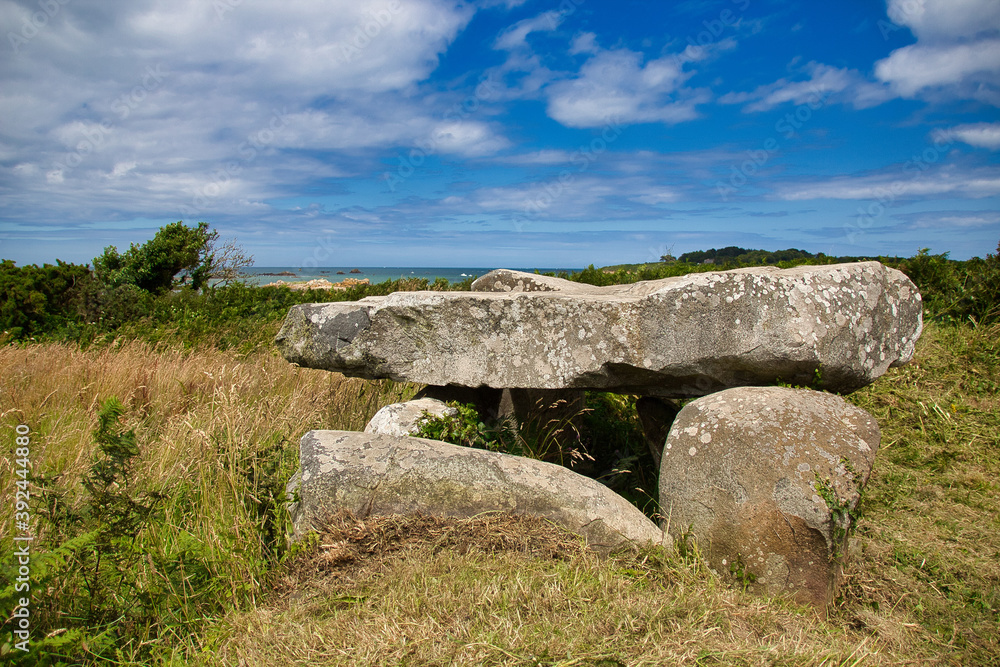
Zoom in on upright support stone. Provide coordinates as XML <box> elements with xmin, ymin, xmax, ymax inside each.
<box><xmin>636</xmin><ymin>396</ymin><xmax>681</xmax><ymax>469</ymax></box>
<box><xmin>365</xmin><ymin>398</ymin><xmax>457</xmax><ymax>437</ymax></box>
<box><xmin>659</xmin><ymin>387</ymin><xmax>880</xmax><ymax>607</ymax></box>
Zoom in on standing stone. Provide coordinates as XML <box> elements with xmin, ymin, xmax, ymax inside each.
<box><xmin>287</xmin><ymin>430</ymin><xmax>666</xmax><ymax>551</ymax></box>
<box><xmin>364</xmin><ymin>398</ymin><xmax>458</xmax><ymax>437</ymax></box>
<box><xmin>636</xmin><ymin>396</ymin><xmax>681</xmax><ymax>469</ymax></box>
<box><xmin>659</xmin><ymin>387</ymin><xmax>880</xmax><ymax>607</ymax></box>
<box><xmin>276</xmin><ymin>262</ymin><xmax>922</xmax><ymax>397</ymax></box>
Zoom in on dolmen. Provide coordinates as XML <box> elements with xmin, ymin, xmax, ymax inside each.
<box><xmin>278</xmin><ymin>262</ymin><xmax>923</xmax><ymax>607</ymax></box>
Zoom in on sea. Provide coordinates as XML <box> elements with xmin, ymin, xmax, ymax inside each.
<box><xmin>238</xmin><ymin>267</ymin><xmax>582</xmax><ymax>287</ymax></box>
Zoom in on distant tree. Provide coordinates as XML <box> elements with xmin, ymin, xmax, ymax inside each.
<box><xmin>92</xmin><ymin>221</ymin><xmax>252</xmax><ymax>294</ymax></box>
<box><xmin>678</xmin><ymin>246</ymin><xmax>816</xmax><ymax>265</ymax></box>
<box><xmin>209</xmin><ymin>236</ymin><xmax>255</xmax><ymax>287</ymax></box>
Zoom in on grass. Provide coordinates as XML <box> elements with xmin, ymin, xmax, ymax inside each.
<box><xmin>0</xmin><ymin>334</ymin><xmax>417</xmax><ymax>663</ymax></box>
<box><xmin>1</xmin><ymin>319</ymin><xmax>998</xmax><ymax>665</ymax></box>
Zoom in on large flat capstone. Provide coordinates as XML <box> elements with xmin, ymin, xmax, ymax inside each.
<box><xmin>275</xmin><ymin>262</ymin><xmax>922</xmax><ymax>397</ymax></box>
<box><xmin>286</xmin><ymin>430</ymin><xmax>665</xmax><ymax>551</ymax></box>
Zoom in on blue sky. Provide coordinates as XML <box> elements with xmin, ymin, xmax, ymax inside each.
<box><xmin>1</xmin><ymin>0</ymin><xmax>998</xmax><ymax>267</ymax></box>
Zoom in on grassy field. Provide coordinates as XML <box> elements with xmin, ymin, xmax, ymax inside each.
<box><xmin>2</xmin><ymin>317</ymin><xmax>999</xmax><ymax>665</ymax></box>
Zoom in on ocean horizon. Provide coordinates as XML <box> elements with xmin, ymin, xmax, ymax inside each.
<box><xmin>237</xmin><ymin>266</ymin><xmax>584</xmax><ymax>287</ymax></box>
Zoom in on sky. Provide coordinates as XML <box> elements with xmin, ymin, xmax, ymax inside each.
<box><xmin>1</xmin><ymin>0</ymin><xmax>999</xmax><ymax>268</ymax></box>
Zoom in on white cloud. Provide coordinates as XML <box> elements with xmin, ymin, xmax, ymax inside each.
<box><xmin>0</xmin><ymin>0</ymin><xmax>478</xmax><ymax>226</ymax></box>
<box><xmin>720</xmin><ymin>0</ymin><xmax>1000</xmax><ymax>111</ymax></box>
<box><xmin>569</xmin><ymin>32</ymin><xmax>599</xmax><ymax>56</ymax></box>
<box><xmin>459</xmin><ymin>173</ymin><xmax>685</xmax><ymax>220</ymax></box>
<box><xmin>933</xmin><ymin>122</ymin><xmax>1000</xmax><ymax>150</ymax></box>
<box><xmin>430</xmin><ymin>121</ymin><xmax>510</xmax><ymax>156</ymax></box>
<box><xmin>876</xmin><ymin>0</ymin><xmax>1000</xmax><ymax>103</ymax></box>
<box><xmin>720</xmin><ymin>62</ymin><xmax>891</xmax><ymax>112</ymax></box>
<box><xmin>910</xmin><ymin>212</ymin><xmax>1000</xmax><ymax>228</ymax></box>
<box><xmin>493</xmin><ymin>11</ymin><xmax>562</xmax><ymax>51</ymax></box>
<box><xmin>886</xmin><ymin>0</ymin><xmax>1000</xmax><ymax>42</ymax></box>
<box><xmin>776</xmin><ymin>165</ymin><xmax>1000</xmax><ymax>201</ymax></box>
<box><xmin>493</xmin><ymin>150</ymin><xmax>576</xmax><ymax>165</ymax></box>
<box><xmin>875</xmin><ymin>39</ymin><xmax>1000</xmax><ymax>99</ymax></box>
<box><xmin>546</xmin><ymin>49</ymin><xmax>708</xmax><ymax>128</ymax></box>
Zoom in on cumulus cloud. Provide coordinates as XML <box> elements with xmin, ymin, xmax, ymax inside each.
<box><xmin>875</xmin><ymin>0</ymin><xmax>1000</xmax><ymax>103</ymax></box>
<box><xmin>720</xmin><ymin>0</ymin><xmax>1000</xmax><ymax>111</ymax></box>
<box><xmin>885</xmin><ymin>0</ymin><xmax>1000</xmax><ymax>41</ymax></box>
<box><xmin>932</xmin><ymin>122</ymin><xmax>1000</xmax><ymax>150</ymax></box>
<box><xmin>545</xmin><ymin>48</ymin><xmax>709</xmax><ymax>128</ymax></box>
<box><xmin>0</xmin><ymin>0</ymin><xmax>479</xmax><ymax>227</ymax></box>
<box><xmin>875</xmin><ymin>39</ymin><xmax>1000</xmax><ymax>100</ymax></box>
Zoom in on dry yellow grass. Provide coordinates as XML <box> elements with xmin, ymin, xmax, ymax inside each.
<box><xmin>0</xmin><ymin>338</ymin><xmax>414</xmax><ymax>485</ymax></box>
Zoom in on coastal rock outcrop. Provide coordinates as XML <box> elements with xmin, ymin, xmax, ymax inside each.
<box><xmin>286</xmin><ymin>430</ymin><xmax>666</xmax><ymax>551</ymax></box>
<box><xmin>658</xmin><ymin>386</ymin><xmax>880</xmax><ymax>607</ymax></box>
<box><xmin>275</xmin><ymin>262</ymin><xmax>922</xmax><ymax>397</ymax></box>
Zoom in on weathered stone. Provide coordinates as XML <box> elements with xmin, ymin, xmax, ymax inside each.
<box><xmin>471</xmin><ymin>269</ymin><xmax>582</xmax><ymax>293</ymax></box>
<box><xmin>287</xmin><ymin>430</ymin><xmax>666</xmax><ymax>551</ymax></box>
<box><xmin>276</xmin><ymin>262</ymin><xmax>921</xmax><ymax>397</ymax></box>
<box><xmin>364</xmin><ymin>398</ymin><xmax>458</xmax><ymax>437</ymax></box>
<box><xmin>415</xmin><ymin>385</ymin><xmax>504</xmax><ymax>420</ymax></box>
<box><xmin>415</xmin><ymin>386</ymin><xmax>586</xmax><ymax>434</ymax></box>
<box><xmin>658</xmin><ymin>387</ymin><xmax>880</xmax><ymax>607</ymax></box>
<box><xmin>636</xmin><ymin>396</ymin><xmax>681</xmax><ymax>469</ymax></box>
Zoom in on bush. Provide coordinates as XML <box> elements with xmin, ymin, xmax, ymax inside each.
<box><xmin>93</xmin><ymin>221</ymin><xmax>217</xmax><ymax>294</ymax></box>
<box><xmin>0</xmin><ymin>260</ymin><xmax>96</xmax><ymax>339</ymax></box>
<box><xmin>897</xmin><ymin>243</ymin><xmax>1000</xmax><ymax>325</ymax></box>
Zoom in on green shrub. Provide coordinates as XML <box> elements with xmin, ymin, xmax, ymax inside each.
<box><xmin>0</xmin><ymin>259</ymin><xmax>96</xmax><ymax>339</ymax></box>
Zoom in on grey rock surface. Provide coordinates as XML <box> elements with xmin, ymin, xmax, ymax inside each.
<box><xmin>364</xmin><ymin>398</ymin><xmax>458</xmax><ymax>437</ymax></box>
<box><xmin>276</xmin><ymin>262</ymin><xmax>922</xmax><ymax>396</ymax></box>
<box><xmin>636</xmin><ymin>396</ymin><xmax>681</xmax><ymax>469</ymax></box>
<box><xmin>287</xmin><ymin>430</ymin><xmax>665</xmax><ymax>551</ymax></box>
<box><xmin>658</xmin><ymin>386</ymin><xmax>880</xmax><ymax>606</ymax></box>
